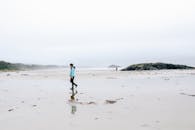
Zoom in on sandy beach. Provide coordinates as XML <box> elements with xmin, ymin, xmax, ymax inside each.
<box><xmin>0</xmin><ymin>68</ymin><xmax>195</xmax><ymax>130</ymax></box>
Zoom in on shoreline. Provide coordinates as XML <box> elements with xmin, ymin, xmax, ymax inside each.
<box><xmin>0</xmin><ymin>68</ymin><xmax>195</xmax><ymax>130</ymax></box>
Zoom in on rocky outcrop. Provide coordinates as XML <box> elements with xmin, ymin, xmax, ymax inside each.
<box><xmin>121</xmin><ymin>63</ymin><xmax>195</xmax><ymax>71</ymax></box>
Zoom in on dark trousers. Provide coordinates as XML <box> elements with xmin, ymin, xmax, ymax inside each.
<box><xmin>70</xmin><ymin>77</ymin><xmax>77</xmax><ymax>88</ymax></box>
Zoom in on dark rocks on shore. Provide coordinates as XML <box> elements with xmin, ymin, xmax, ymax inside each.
<box><xmin>121</xmin><ymin>63</ymin><xmax>195</xmax><ymax>71</ymax></box>
<box><xmin>8</xmin><ymin>109</ymin><xmax>14</xmax><ymax>112</ymax></box>
<box><xmin>105</xmin><ymin>100</ymin><xmax>117</xmax><ymax>104</ymax></box>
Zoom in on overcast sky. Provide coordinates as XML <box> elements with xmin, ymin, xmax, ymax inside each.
<box><xmin>0</xmin><ymin>0</ymin><xmax>195</xmax><ymax>67</ymax></box>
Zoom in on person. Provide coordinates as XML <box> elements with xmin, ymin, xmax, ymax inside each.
<box><xmin>69</xmin><ymin>63</ymin><xmax>78</xmax><ymax>89</ymax></box>
<box><xmin>116</xmin><ymin>66</ymin><xmax>118</xmax><ymax>71</ymax></box>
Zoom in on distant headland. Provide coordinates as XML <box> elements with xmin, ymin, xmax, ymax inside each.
<box><xmin>0</xmin><ymin>61</ymin><xmax>62</xmax><ymax>71</ymax></box>
<box><xmin>121</xmin><ymin>63</ymin><xmax>195</xmax><ymax>71</ymax></box>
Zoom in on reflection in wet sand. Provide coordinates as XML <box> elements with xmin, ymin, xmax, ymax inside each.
<box><xmin>69</xmin><ymin>87</ymin><xmax>78</xmax><ymax>115</ymax></box>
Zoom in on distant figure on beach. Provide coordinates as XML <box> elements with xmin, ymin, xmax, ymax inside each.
<box><xmin>70</xmin><ymin>63</ymin><xmax>78</xmax><ymax>89</ymax></box>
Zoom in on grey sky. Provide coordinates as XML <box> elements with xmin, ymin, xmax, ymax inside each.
<box><xmin>0</xmin><ymin>0</ymin><xmax>195</xmax><ymax>66</ymax></box>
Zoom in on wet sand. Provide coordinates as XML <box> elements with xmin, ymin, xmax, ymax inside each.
<box><xmin>0</xmin><ymin>68</ymin><xmax>195</xmax><ymax>130</ymax></box>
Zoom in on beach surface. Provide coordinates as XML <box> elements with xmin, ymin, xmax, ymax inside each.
<box><xmin>0</xmin><ymin>68</ymin><xmax>195</xmax><ymax>130</ymax></box>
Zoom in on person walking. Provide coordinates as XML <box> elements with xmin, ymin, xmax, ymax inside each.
<box><xmin>69</xmin><ymin>63</ymin><xmax>78</xmax><ymax>89</ymax></box>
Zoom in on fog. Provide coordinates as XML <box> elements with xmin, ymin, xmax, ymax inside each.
<box><xmin>0</xmin><ymin>0</ymin><xmax>195</xmax><ymax>67</ymax></box>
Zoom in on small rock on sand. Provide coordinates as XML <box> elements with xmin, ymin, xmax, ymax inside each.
<box><xmin>180</xmin><ymin>93</ymin><xmax>195</xmax><ymax>97</ymax></box>
<box><xmin>105</xmin><ymin>100</ymin><xmax>117</xmax><ymax>104</ymax></box>
<box><xmin>87</xmin><ymin>102</ymin><xmax>96</xmax><ymax>105</ymax></box>
<box><xmin>32</xmin><ymin>105</ymin><xmax>37</xmax><ymax>107</ymax></box>
<box><xmin>188</xmin><ymin>94</ymin><xmax>195</xmax><ymax>97</ymax></box>
<box><xmin>78</xmin><ymin>101</ymin><xmax>96</xmax><ymax>105</ymax></box>
<box><xmin>8</xmin><ymin>109</ymin><xmax>14</xmax><ymax>112</ymax></box>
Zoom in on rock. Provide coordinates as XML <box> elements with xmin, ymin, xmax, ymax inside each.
<box><xmin>121</xmin><ymin>63</ymin><xmax>195</xmax><ymax>71</ymax></box>
<box><xmin>8</xmin><ymin>109</ymin><xmax>14</xmax><ymax>112</ymax></box>
<box><xmin>32</xmin><ymin>105</ymin><xmax>37</xmax><ymax>107</ymax></box>
<box><xmin>87</xmin><ymin>102</ymin><xmax>96</xmax><ymax>105</ymax></box>
<box><xmin>180</xmin><ymin>93</ymin><xmax>195</xmax><ymax>97</ymax></box>
<box><xmin>105</xmin><ymin>100</ymin><xmax>117</xmax><ymax>104</ymax></box>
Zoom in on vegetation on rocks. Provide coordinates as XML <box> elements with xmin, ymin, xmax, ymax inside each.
<box><xmin>121</xmin><ymin>63</ymin><xmax>195</xmax><ymax>71</ymax></box>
